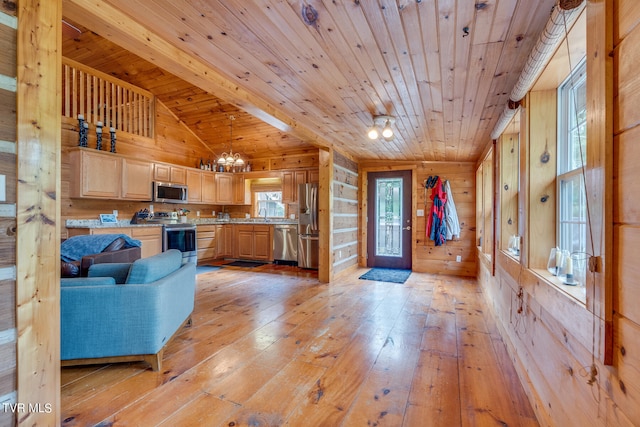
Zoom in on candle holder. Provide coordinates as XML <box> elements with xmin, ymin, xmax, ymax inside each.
<box><xmin>109</xmin><ymin>127</ymin><xmax>117</xmax><ymax>153</ymax></box>
<box><xmin>547</xmin><ymin>247</ymin><xmax>561</xmax><ymax>275</ymax></box>
<box><xmin>95</xmin><ymin>122</ymin><xmax>103</xmax><ymax>150</ymax></box>
<box><xmin>78</xmin><ymin>115</ymin><xmax>88</xmax><ymax>147</ymax></box>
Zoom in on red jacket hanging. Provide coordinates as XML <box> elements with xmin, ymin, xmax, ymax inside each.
<box><xmin>427</xmin><ymin>177</ymin><xmax>447</xmax><ymax>246</ymax></box>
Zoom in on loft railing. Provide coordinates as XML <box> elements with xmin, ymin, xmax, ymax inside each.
<box><xmin>62</xmin><ymin>57</ymin><xmax>155</xmax><ymax>138</ymax></box>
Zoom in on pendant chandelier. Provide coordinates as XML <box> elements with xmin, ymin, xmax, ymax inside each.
<box><xmin>218</xmin><ymin>115</ymin><xmax>244</xmax><ymax>170</ymax></box>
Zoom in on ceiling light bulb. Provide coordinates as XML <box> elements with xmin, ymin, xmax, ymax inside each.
<box><xmin>382</xmin><ymin>121</ymin><xmax>393</xmax><ymax>139</ymax></box>
<box><xmin>367</xmin><ymin>127</ymin><xmax>379</xmax><ymax>139</ymax></box>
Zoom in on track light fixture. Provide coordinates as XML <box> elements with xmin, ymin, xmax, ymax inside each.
<box><xmin>368</xmin><ymin>115</ymin><xmax>396</xmax><ymax>140</ymax></box>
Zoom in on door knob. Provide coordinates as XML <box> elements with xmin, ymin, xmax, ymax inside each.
<box><xmin>402</xmin><ymin>225</ymin><xmax>411</xmax><ymax>231</ymax></box>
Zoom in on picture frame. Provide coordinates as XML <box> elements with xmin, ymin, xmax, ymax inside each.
<box><xmin>99</xmin><ymin>213</ymin><xmax>118</xmax><ymax>224</ymax></box>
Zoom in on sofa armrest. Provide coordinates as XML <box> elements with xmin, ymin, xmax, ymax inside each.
<box><xmin>61</xmin><ymin>277</ymin><xmax>116</xmax><ymax>287</ymax></box>
<box><xmin>80</xmin><ymin>246</ymin><xmax>142</xmax><ymax>276</ymax></box>
<box><xmin>88</xmin><ymin>263</ymin><xmax>132</xmax><ymax>284</ymax></box>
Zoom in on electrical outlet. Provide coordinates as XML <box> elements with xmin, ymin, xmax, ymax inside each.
<box><xmin>456</xmin><ymin>255</ymin><xmax>462</xmax><ymax>262</ymax></box>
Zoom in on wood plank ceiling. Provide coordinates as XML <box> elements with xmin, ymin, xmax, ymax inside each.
<box><xmin>61</xmin><ymin>0</ymin><xmax>560</xmax><ymax>163</ymax></box>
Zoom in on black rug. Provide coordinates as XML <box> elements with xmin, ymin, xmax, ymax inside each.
<box><xmin>223</xmin><ymin>260</ymin><xmax>268</xmax><ymax>268</ymax></box>
<box><xmin>359</xmin><ymin>268</ymin><xmax>412</xmax><ymax>284</ymax></box>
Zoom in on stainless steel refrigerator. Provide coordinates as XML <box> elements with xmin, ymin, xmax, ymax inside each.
<box><xmin>298</xmin><ymin>183</ymin><xmax>319</xmax><ymax>269</ymax></box>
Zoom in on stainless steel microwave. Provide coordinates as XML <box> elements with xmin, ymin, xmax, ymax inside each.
<box><xmin>153</xmin><ymin>182</ymin><xmax>188</xmax><ymax>204</ymax></box>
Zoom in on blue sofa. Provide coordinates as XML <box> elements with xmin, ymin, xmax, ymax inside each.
<box><xmin>61</xmin><ymin>249</ymin><xmax>196</xmax><ymax>371</ymax></box>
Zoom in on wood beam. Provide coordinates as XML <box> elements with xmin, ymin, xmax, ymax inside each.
<box><xmin>16</xmin><ymin>0</ymin><xmax>61</xmax><ymax>424</ymax></box>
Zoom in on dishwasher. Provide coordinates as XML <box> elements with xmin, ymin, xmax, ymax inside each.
<box><xmin>273</xmin><ymin>224</ymin><xmax>298</xmax><ymax>265</ymax></box>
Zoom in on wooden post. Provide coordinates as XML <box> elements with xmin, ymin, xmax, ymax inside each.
<box><xmin>318</xmin><ymin>148</ymin><xmax>332</xmax><ymax>283</ymax></box>
<box><xmin>16</xmin><ymin>0</ymin><xmax>61</xmax><ymax>424</ymax></box>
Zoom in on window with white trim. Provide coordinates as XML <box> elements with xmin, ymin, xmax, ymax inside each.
<box><xmin>557</xmin><ymin>59</ymin><xmax>587</xmax><ymax>277</ymax></box>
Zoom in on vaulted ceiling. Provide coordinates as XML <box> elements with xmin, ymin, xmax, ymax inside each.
<box><xmin>61</xmin><ymin>0</ymin><xmax>566</xmax><ymax>163</ymax></box>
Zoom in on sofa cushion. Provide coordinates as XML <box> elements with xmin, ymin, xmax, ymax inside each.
<box><xmin>125</xmin><ymin>249</ymin><xmax>182</xmax><ymax>284</ymax></box>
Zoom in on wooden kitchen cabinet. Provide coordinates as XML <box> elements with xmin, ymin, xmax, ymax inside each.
<box><xmin>122</xmin><ymin>158</ymin><xmax>153</xmax><ymax>200</ymax></box>
<box><xmin>216</xmin><ymin>224</ymin><xmax>232</xmax><ymax>258</ymax></box>
<box><xmin>202</xmin><ymin>173</ymin><xmax>216</xmax><ymax>203</ymax></box>
<box><xmin>131</xmin><ymin>227</ymin><xmax>163</xmax><ymax>258</ymax></box>
<box><xmin>70</xmin><ymin>148</ymin><xmax>122</xmax><ymax>199</ymax></box>
<box><xmin>233</xmin><ymin>224</ymin><xmax>272</xmax><ymax>261</ymax></box>
<box><xmin>196</xmin><ymin>225</ymin><xmax>216</xmax><ymax>263</ymax></box>
<box><xmin>233</xmin><ymin>174</ymin><xmax>247</xmax><ymax>204</ymax></box>
<box><xmin>154</xmin><ymin>163</ymin><xmax>186</xmax><ymax>184</ymax></box>
<box><xmin>215</xmin><ymin>173</ymin><xmax>233</xmax><ymax>204</ymax></box>
<box><xmin>282</xmin><ymin>170</ymin><xmax>308</xmax><ymax>203</ymax></box>
<box><xmin>186</xmin><ymin>169</ymin><xmax>203</xmax><ymax>203</ymax></box>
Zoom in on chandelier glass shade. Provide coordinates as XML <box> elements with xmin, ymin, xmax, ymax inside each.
<box><xmin>217</xmin><ymin>115</ymin><xmax>244</xmax><ymax>169</ymax></box>
<box><xmin>368</xmin><ymin>115</ymin><xmax>395</xmax><ymax>140</ymax></box>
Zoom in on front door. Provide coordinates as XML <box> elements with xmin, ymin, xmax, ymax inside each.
<box><xmin>366</xmin><ymin>170</ymin><xmax>412</xmax><ymax>269</ymax></box>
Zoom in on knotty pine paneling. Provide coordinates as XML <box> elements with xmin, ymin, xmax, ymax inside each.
<box><xmin>415</xmin><ymin>162</ymin><xmax>476</xmax><ymax>276</ymax></box>
<box><xmin>476</xmin><ymin>3</ymin><xmax>640</xmax><ymax>426</ymax></box>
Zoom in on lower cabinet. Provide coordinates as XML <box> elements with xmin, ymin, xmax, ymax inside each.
<box><xmin>67</xmin><ymin>226</ymin><xmax>163</xmax><ymax>259</ymax></box>
<box><xmin>216</xmin><ymin>224</ymin><xmax>233</xmax><ymax>258</ymax></box>
<box><xmin>196</xmin><ymin>225</ymin><xmax>217</xmax><ymax>263</ymax></box>
<box><xmin>233</xmin><ymin>224</ymin><xmax>272</xmax><ymax>261</ymax></box>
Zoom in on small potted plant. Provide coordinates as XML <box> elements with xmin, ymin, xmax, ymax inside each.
<box><xmin>176</xmin><ymin>208</ymin><xmax>190</xmax><ymax>223</ymax></box>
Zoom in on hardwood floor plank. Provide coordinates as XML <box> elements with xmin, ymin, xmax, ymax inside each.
<box><xmin>60</xmin><ymin>266</ymin><xmax>538</xmax><ymax>427</ymax></box>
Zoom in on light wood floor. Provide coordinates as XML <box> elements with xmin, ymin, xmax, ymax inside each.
<box><xmin>61</xmin><ymin>264</ymin><xmax>539</xmax><ymax>426</ymax></box>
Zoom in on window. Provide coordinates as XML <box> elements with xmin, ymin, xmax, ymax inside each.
<box><xmin>255</xmin><ymin>191</ymin><xmax>285</xmax><ymax>218</ymax></box>
<box><xmin>557</xmin><ymin>59</ymin><xmax>587</xmax><ymax>278</ymax></box>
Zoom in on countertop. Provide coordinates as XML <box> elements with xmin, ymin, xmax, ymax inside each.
<box><xmin>66</xmin><ymin>218</ymin><xmax>298</xmax><ymax>229</ymax></box>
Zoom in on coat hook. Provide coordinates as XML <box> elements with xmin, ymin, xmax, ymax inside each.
<box><xmin>462</xmin><ymin>26</ymin><xmax>470</xmax><ymax>37</ymax></box>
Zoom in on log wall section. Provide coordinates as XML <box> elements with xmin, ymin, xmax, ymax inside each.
<box><xmin>360</xmin><ymin>161</ymin><xmax>476</xmax><ymax>277</ymax></box>
<box><xmin>0</xmin><ymin>4</ymin><xmax>16</xmax><ymax>426</ymax></box>
<box><xmin>331</xmin><ymin>151</ymin><xmax>358</xmax><ymax>277</ymax></box>
<box><xmin>477</xmin><ymin>1</ymin><xmax>639</xmax><ymax>425</ymax></box>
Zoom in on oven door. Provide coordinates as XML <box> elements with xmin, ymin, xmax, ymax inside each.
<box><xmin>163</xmin><ymin>226</ymin><xmax>197</xmax><ymax>253</ymax></box>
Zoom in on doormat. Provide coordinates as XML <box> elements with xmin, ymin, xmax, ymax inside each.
<box><xmin>358</xmin><ymin>268</ymin><xmax>412</xmax><ymax>284</ymax></box>
<box><xmin>223</xmin><ymin>260</ymin><xmax>268</xmax><ymax>268</ymax></box>
<box><xmin>196</xmin><ymin>265</ymin><xmax>221</xmax><ymax>275</ymax></box>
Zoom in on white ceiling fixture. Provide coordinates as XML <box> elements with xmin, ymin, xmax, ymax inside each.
<box><xmin>368</xmin><ymin>115</ymin><xmax>396</xmax><ymax>141</ymax></box>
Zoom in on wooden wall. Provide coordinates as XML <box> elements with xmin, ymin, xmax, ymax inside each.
<box><xmin>477</xmin><ymin>1</ymin><xmax>640</xmax><ymax>425</ymax></box>
<box><xmin>360</xmin><ymin>161</ymin><xmax>476</xmax><ymax>277</ymax></box>
<box><xmin>0</xmin><ymin>3</ymin><xmax>16</xmax><ymax>426</ymax></box>
<box><xmin>331</xmin><ymin>151</ymin><xmax>358</xmax><ymax>277</ymax></box>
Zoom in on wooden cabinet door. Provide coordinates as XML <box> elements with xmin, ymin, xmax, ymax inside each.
<box><xmin>73</xmin><ymin>149</ymin><xmax>121</xmax><ymax>198</ymax></box>
<box><xmin>308</xmin><ymin>169</ymin><xmax>319</xmax><ymax>183</ymax></box>
<box><xmin>282</xmin><ymin>172</ymin><xmax>294</xmax><ymax>203</ymax></box>
<box><xmin>215</xmin><ymin>173</ymin><xmax>233</xmax><ymax>204</ymax></box>
<box><xmin>202</xmin><ymin>173</ymin><xmax>216</xmax><ymax>203</ymax></box>
<box><xmin>253</xmin><ymin>225</ymin><xmax>272</xmax><ymax>261</ymax></box>
<box><xmin>223</xmin><ymin>225</ymin><xmax>233</xmax><ymax>257</ymax></box>
<box><xmin>233</xmin><ymin>174</ymin><xmax>247</xmax><ymax>205</ymax></box>
<box><xmin>154</xmin><ymin>163</ymin><xmax>171</xmax><ymax>182</ymax></box>
<box><xmin>186</xmin><ymin>169</ymin><xmax>202</xmax><ymax>203</ymax></box>
<box><xmin>197</xmin><ymin>225</ymin><xmax>216</xmax><ymax>262</ymax></box>
<box><xmin>131</xmin><ymin>227</ymin><xmax>163</xmax><ymax>258</ymax></box>
<box><xmin>235</xmin><ymin>225</ymin><xmax>254</xmax><ymax>259</ymax></box>
<box><xmin>122</xmin><ymin>158</ymin><xmax>153</xmax><ymax>200</ymax></box>
<box><xmin>170</xmin><ymin>166</ymin><xmax>187</xmax><ymax>185</ymax></box>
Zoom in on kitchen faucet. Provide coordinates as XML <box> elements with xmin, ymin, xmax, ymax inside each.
<box><xmin>259</xmin><ymin>207</ymin><xmax>268</xmax><ymax>221</ymax></box>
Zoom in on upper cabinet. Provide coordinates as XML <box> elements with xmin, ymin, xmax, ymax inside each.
<box><xmin>70</xmin><ymin>148</ymin><xmax>152</xmax><ymax>201</ymax></box>
<box><xmin>154</xmin><ymin>163</ymin><xmax>186</xmax><ymax>184</ymax></box>
<box><xmin>215</xmin><ymin>173</ymin><xmax>234</xmax><ymax>204</ymax></box>
<box><xmin>122</xmin><ymin>158</ymin><xmax>154</xmax><ymax>200</ymax></box>
<box><xmin>282</xmin><ymin>170</ymin><xmax>314</xmax><ymax>203</ymax></box>
<box><xmin>186</xmin><ymin>169</ymin><xmax>203</xmax><ymax>203</ymax></box>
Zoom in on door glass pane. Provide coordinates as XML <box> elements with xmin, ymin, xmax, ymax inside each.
<box><xmin>375</xmin><ymin>178</ymin><xmax>402</xmax><ymax>257</ymax></box>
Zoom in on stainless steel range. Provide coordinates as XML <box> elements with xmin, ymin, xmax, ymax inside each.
<box><xmin>146</xmin><ymin>211</ymin><xmax>197</xmax><ymax>264</ymax></box>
